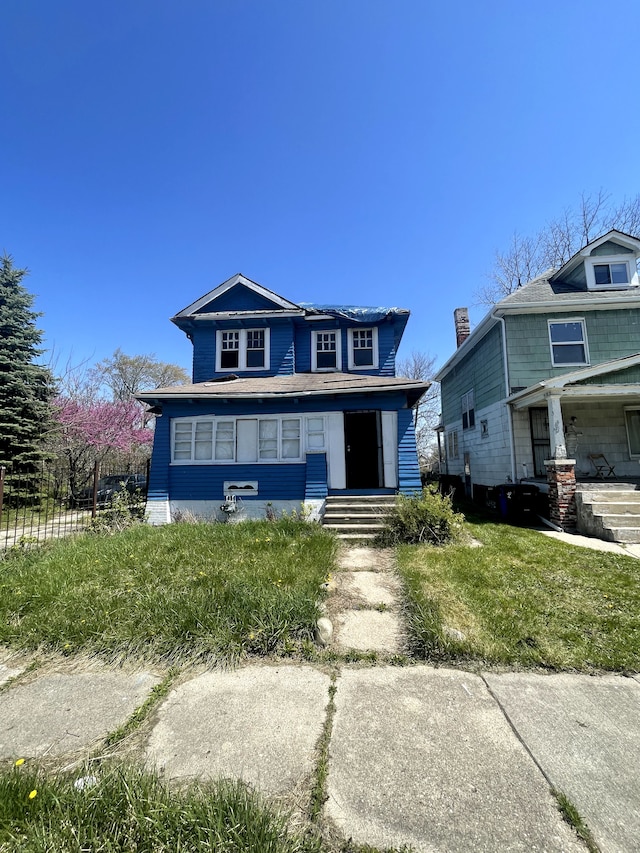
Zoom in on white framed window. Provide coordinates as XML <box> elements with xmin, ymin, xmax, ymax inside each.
<box><xmin>548</xmin><ymin>319</ymin><xmax>589</xmax><ymax>367</ymax></box>
<box><xmin>305</xmin><ymin>416</ymin><xmax>326</xmax><ymax>451</ymax></box>
<box><xmin>216</xmin><ymin>328</ymin><xmax>270</xmax><ymax>371</ymax></box>
<box><xmin>312</xmin><ymin>330</ymin><xmax>342</xmax><ymax>371</ymax></box>
<box><xmin>461</xmin><ymin>390</ymin><xmax>475</xmax><ymax>430</ymax></box>
<box><xmin>447</xmin><ymin>430</ymin><xmax>459</xmax><ymax>459</ymax></box>
<box><xmin>348</xmin><ymin>327</ymin><xmax>378</xmax><ymax>370</ymax></box>
<box><xmin>625</xmin><ymin>408</ymin><xmax>640</xmax><ymax>458</ymax></box>
<box><xmin>171</xmin><ymin>415</ymin><xmax>302</xmax><ymax>464</ymax></box>
<box><xmin>586</xmin><ymin>254</ymin><xmax>637</xmax><ymax>290</ymax></box>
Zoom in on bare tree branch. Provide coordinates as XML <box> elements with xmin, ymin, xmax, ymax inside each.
<box><xmin>476</xmin><ymin>191</ymin><xmax>640</xmax><ymax>308</ymax></box>
<box><xmin>397</xmin><ymin>350</ymin><xmax>439</xmax><ymax>456</ymax></box>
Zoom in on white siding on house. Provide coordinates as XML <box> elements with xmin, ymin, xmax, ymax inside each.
<box><xmin>445</xmin><ymin>401</ymin><xmax>513</xmax><ymax>487</ymax></box>
<box><xmin>512</xmin><ymin>409</ymin><xmax>535</xmax><ymax>479</ymax></box>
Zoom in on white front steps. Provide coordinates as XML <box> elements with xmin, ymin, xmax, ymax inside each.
<box><xmin>322</xmin><ymin>495</ymin><xmax>396</xmax><ymax>541</ymax></box>
<box><xmin>575</xmin><ymin>485</ymin><xmax>640</xmax><ymax>543</ymax></box>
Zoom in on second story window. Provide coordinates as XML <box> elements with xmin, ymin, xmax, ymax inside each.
<box><xmin>312</xmin><ymin>330</ymin><xmax>341</xmax><ymax>371</ymax></box>
<box><xmin>348</xmin><ymin>327</ymin><xmax>378</xmax><ymax>370</ymax></box>
<box><xmin>216</xmin><ymin>329</ymin><xmax>269</xmax><ymax>372</ymax></box>
<box><xmin>461</xmin><ymin>390</ymin><xmax>475</xmax><ymax>430</ymax></box>
<box><xmin>548</xmin><ymin>319</ymin><xmax>588</xmax><ymax>367</ymax></box>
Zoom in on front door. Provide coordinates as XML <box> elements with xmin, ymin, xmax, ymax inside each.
<box><xmin>344</xmin><ymin>411</ymin><xmax>382</xmax><ymax>489</ymax></box>
<box><xmin>529</xmin><ymin>407</ymin><xmax>550</xmax><ymax>477</ymax></box>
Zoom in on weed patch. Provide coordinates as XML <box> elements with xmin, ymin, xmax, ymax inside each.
<box><xmin>376</xmin><ymin>488</ymin><xmax>463</xmax><ymax>546</ymax></box>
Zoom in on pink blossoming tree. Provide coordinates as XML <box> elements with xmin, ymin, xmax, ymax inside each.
<box><xmin>51</xmin><ymin>397</ymin><xmax>153</xmax><ymax>497</ymax></box>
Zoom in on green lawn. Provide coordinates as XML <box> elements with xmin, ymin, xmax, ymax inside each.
<box><xmin>0</xmin><ymin>520</ymin><xmax>336</xmax><ymax>666</ymax></box>
<box><xmin>397</xmin><ymin>520</ymin><xmax>640</xmax><ymax>671</ymax></box>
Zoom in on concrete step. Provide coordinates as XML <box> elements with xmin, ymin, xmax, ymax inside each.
<box><xmin>602</xmin><ymin>526</ymin><xmax>640</xmax><ymax>543</ymax></box>
<box><xmin>585</xmin><ymin>492</ymin><xmax>640</xmax><ymax>503</ymax></box>
<box><xmin>590</xmin><ymin>502</ymin><xmax>640</xmax><ymax>515</ymax></box>
<box><xmin>323</xmin><ymin>511</ymin><xmax>389</xmax><ymax>521</ymax></box>
<box><xmin>325</xmin><ymin>497</ymin><xmax>396</xmax><ymax>505</ymax></box>
<box><xmin>323</xmin><ymin>505</ymin><xmax>393</xmax><ymax>515</ymax></box>
<box><xmin>593</xmin><ymin>513</ymin><xmax>640</xmax><ymax>527</ymax></box>
<box><xmin>333</xmin><ymin>534</ymin><xmax>378</xmax><ymax>542</ymax></box>
<box><xmin>324</xmin><ymin>521</ymin><xmax>386</xmax><ymax>532</ymax></box>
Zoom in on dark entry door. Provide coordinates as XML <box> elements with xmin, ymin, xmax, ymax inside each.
<box><xmin>344</xmin><ymin>411</ymin><xmax>382</xmax><ymax>489</ymax></box>
<box><xmin>529</xmin><ymin>407</ymin><xmax>550</xmax><ymax>477</ymax></box>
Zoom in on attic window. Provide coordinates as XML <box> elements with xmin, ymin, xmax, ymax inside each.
<box><xmin>593</xmin><ymin>262</ymin><xmax>629</xmax><ymax>286</ymax></box>
<box><xmin>216</xmin><ymin>329</ymin><xmax>269</xmax><ymax>372</ymax></box>
<box><xmin>585</xmin><ymin>253</ymin><xmax>637</xmax><ymax>290</ymax></box>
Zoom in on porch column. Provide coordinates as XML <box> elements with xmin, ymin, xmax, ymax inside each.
<box><xmin>546</xmin><ymin>393</ymin><xmax>566</xmax><ymax>458</ymax></box>
<box><xmin>544</xmin><ymin>394</ymin><xmax>576</xmax><ymax>530</ymax></box>
<box><xmin>544</xmin><ymin>460</ymin><xmax>577</xmax><ymax>532</ymax></box>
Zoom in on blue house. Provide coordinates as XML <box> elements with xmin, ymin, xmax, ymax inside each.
<box><xmin>138</xmin><ymin>274</ymin><xmax>428</xmax><ymax>523</ymax></box>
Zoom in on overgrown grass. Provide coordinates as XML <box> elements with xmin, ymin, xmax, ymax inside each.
<box><xmin>0</xmin><ymin>762</ymin><xmax>321</xmax><ymax>852</ymax></box>
<box><xmin>397</xmin><ymin>520</ymin><xmax>640</xmax><ymax>671</ymax></box>
<box><xmin>0</xmin><ymin>520</ymin><xmax>336</xmax><ymax>666</ymax></box>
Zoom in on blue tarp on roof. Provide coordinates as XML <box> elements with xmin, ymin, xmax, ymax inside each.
<box><xmin>299</xmin><ymin>303</ymin><xmax>408</xmax><ymax>323</ymax></box>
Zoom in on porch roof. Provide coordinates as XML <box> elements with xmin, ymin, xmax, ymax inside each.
<box><xmin>507</xmin><ymin>352</ymin><xmax>640</xmax><ymax>410</ymax></box>
<box><xmin>137</xmin><ymin>372</ymin><xmax>430</xmax><ymax>408</ymax></box>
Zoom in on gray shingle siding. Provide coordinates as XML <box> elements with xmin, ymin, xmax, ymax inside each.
<box><xmin>440</xmin><ymin>324</ymin><xmax>505</xmax><ymax>424</ymax></box>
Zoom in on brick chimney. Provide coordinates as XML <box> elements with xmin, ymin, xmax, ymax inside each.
<box><xmin>454</xmin><ymin>307</ymin><xmax>470</xmax><ymax>347</ymax></box>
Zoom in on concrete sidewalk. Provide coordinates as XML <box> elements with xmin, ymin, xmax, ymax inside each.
<box><xmin>1</xmin><ymin>659</ymin><xmax>639</xmax><ymax>852</ymax></box>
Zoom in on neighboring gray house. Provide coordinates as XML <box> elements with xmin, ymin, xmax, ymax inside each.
<box><xmin>435</xmin><ymin>229</ymin><xmax>640</xmax><ymax>540</ymax></box>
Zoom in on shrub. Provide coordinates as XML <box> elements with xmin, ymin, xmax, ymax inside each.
<box><xmin>376</xmin><ymin>486</ymin><xmax>464</xmax><ymax>546</ymax></box>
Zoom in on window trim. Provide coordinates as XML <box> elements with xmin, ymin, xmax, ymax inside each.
<box><xmin>624</xmin><ymin>407</ymin><xmax>640</xmax><ymax>459</ymax></box>
<box><xmin>347</xmin><ymin>327</ymin><xmax>379</xmax><ymax>370</ymax></box>
<box><xmin>447</xmin><ymin>430</ymin><xmax>459</xmax><ymax>459</ymax></box>
<box><xmin>585</xmin><ymin>255</ymin><xmax>637</xmax><ymax>291</ymax></box>
<box><xmin>170</xmin><ymin>413</ymin><xmax>328</xmax><ymax>464</ymax></box>
<box><xmin>548</xmin><ymin>318</ymin><xmax>589</xmax><ymax>367</ymax></box>
<box><xmin>215</xmin><ymin>328</ymin><xmax>270</xmax><ymax>372</ymax></box>
<box><xmin>311</xmin><ymin>329</ymin><xmax>342</xmax><ymax>372</ymax></box>
<box><xmin>461</xmin><ymin>390</ymin><xmax>475</xmax><ymax>431</ymax></box>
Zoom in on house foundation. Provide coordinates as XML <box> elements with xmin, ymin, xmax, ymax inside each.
<box><xmin>544</xmin><ymin>459</ymin><xmax>577</xmax><ymax>531</ymax></box>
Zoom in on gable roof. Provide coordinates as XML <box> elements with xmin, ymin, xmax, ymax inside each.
<box><xmin>436</xmin><ymin>230</ymin><xmax>640</xmax><ymax>382</ymax></box>
<box><xmin>172</xmin><ymin>274</ymin><xmax>304</xmax><ymax>320</ymax></box>
<box><xmin>549</xmin><ymin>229</ymin><xmax>640</xmax><ymax>283</ymax></box>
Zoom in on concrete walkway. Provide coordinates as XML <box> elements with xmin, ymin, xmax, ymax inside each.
<box><xmin>1</xmin><ymin>544</ymin><xmax>639</xmax><ymax>852</ymax></box>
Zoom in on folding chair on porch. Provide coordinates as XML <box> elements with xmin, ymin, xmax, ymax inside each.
<box><xmin>587</xmin><ymin>453</ymin><xmax>616</xmax><ymax>478</ymax></box>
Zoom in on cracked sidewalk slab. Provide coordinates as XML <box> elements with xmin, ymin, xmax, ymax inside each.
<box><xmin>0</xmin><ymin>671</ymin><xmax>160</xmax><ymax>759</ymax></box>
<box><xmin>146</xmin><ymin>663</ymin><xmax>330</xmax><ymax>796</ymax></box>
<box><xmin>485</xmin><ymin>671</ymin><xmax>640</xmax><ymax>853</ymax></box>
<box><xmin>326</xmin><ymin>666</ymin><xmax>584</xmax><ymax>853</ymax></box>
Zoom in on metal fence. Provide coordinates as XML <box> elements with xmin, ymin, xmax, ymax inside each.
<box><xmin>0</xmin><ymin>457</ymin><xmax>150</xmax><ymax>550</ymax></box>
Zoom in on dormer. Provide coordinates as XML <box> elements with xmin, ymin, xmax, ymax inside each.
<box><xmin>550</xmin><ymin>230</ymin><xmax>640</xmax><ymax>291</ymax></box>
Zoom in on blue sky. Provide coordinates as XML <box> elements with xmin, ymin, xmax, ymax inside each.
<box><xmin>2</xmin><ymin>0</ymin><xmax>639</xmax><ymax>380</ymax></box>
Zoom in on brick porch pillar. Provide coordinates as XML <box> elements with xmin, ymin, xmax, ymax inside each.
<box><xmin>544</xmin><ymin>459</ymin><xmax>577</xmax><ymax>532</ymax></box>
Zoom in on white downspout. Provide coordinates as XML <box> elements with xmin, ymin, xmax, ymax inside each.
<box><xmin>492</xmin><ymin>312</ymin><xmax>516</xmax><ymax>483</ymax></box>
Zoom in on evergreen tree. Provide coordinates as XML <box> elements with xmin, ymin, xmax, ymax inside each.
<box><xmin>0</xmin><ymin>255</ymin><xmax>53</xmax><ymax>470</ymax></box>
